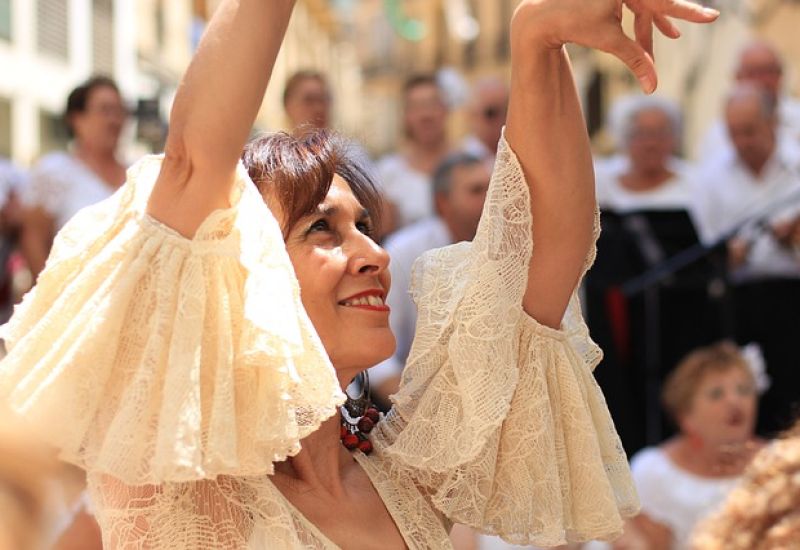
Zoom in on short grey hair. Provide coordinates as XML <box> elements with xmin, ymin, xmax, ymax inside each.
<box><xmin>609</xmin><ymin>94</ymin><xmax>683</xmax><ymax>150</ymax></box>
<box><xmin>432</xmin><ymin>152</ymin><xmax>484</xmax><ymax>197</ymax></box>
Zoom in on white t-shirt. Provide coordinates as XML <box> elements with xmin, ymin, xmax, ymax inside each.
<box><xmin>23</xmin><ymin>152</ymin><xmax>121</xmax><ymax>231</ymax></box>
<box><xmin>0</xmin><ymin>158</ymin><xmax>27</xmax><ymax>210</ymax></box>
<box><xmin>690</xmin><ymin>140</ymin><xmax>800</xmax><ymax>281</ymax></box>
<box><xmin>631</xmin><ymin>447</ymin><xmax>741</xmax><ymax>550</ymax></box>
<box><xmin>376</xmin><ymin>153</ymin><xmax>434</xmax><ymax>229</ymax></box>
<box><xmin>594</xmin><ymin>158</ymin><xmax>696</xmax><ymax>214</ymax></box>
<box><xmin>369</xmin><ymin>217</ymin><xmax>452</xmax><ymax>386</ymax></box>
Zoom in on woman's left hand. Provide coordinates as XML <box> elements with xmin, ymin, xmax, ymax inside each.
<box><xmin>511</xmin><ymin>0</ymin><xmax>719</xmax><ymax>93</ymax></box>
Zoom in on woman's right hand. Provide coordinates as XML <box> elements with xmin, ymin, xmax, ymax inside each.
<box><xmin>510</xmin><ymin>0</ymin><xmax>719</xmax><ymax>93</ymax></box>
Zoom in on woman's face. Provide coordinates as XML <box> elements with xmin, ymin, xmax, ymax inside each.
<box><xmin>71</xmin><ymin>86</ymin><xmax>126</xmax><ymax>153</ymax></box>
<box><xmin>285</xmin><ymin>78</ymin><xmax>331</xmax><ymax>130</ymax></box>
<box><xmin>285</xmin><ymin>175</ymin><xmax>395</xmax><ymax>375</ymax></box>
<box><xmin>680</xmin><ymin>367</ymin><xmax>757</xmax><ymax>447</ymax></box>
<box><xmin>403</xmin><ymin>83</ymin><xmax>448</xmax><ymax>146</ymax></box>
<box><xmin>626</xmin><ymin>108</ymin><xmax>675</xmax><ymax>174</ymax></box>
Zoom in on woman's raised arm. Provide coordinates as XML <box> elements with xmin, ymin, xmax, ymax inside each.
<box><xmin>147</xmin><ymin>0</ymin><xmax>296</xmax><ymax>237</ymax></box>
<box><xmin>506</xmin><ymin>0</ymin><xmax>717</xmax><ymax>328</ymax></box>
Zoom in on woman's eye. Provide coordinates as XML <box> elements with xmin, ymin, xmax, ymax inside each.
<box><xmin>707</xmin><ymin>387</ymin><xmax>724</xmax><ymax>400</ymax></box>
<box><xmin>356</xmin><ymin>221</ymin><xmax>374</xmax><ymax>237</ymax></box>
<box><xmin>308</xmin><ymin>219</ymin><xmax>330</xmax><ymax>233</ymax></box>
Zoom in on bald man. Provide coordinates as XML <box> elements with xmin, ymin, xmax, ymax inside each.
<box><xmin>461</xmin><ymin>77</ymin><xmax>510</xmax><ymax>166</ymax></box>
<box><xmin>698</xmin><ymin>40</ymin><xmax>800</xmax><ymax>165</ymax></box>
<box><xmin>692</xmin><ymin>84</ymin><xmax>800</xmax><ymax>436</ymax></box>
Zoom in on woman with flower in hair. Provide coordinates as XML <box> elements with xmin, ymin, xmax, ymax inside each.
<box><xmin>587</xmin><ymin>341</ymin><xmax>766</xmax><ymax>550</ymax></box>
<box><xmin>0</xmin><ymin>0</ymin><xmax>718</xmax><ymax>548</ymax></box>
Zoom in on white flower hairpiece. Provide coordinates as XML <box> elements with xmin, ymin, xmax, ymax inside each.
<box><xmin>741</xmin><ymin>343</ymin><xmax>770</xmax><ymax>395</ymax></box>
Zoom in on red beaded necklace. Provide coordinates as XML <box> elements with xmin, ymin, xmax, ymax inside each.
<box><xmin>340</xmin><ymin>371</ymin><xmax>379</xmax><ymax>455</ymax></box>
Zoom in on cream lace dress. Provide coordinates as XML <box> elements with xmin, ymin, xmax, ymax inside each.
<box><xmin>0</xmin><ymin>134</ymin><xmax>638</xmax><ymax>549</ymax></box>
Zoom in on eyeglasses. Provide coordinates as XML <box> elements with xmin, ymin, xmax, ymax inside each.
<box><xmin>299</xmin><ymin>93</ymin><xmax>332</xmax><ymax>106</ymax></box>
<box><xmin>86</xmin><ymin>104</ymin><xmax>130</xmax><ymax>118</ymax></box>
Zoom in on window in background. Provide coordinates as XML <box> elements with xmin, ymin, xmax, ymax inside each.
<box><xmin>92</xmin><ymin>0</ymin><xmax>114</xmax><ymax>75</ymax></box>
<box><xmin>0</xmin><ymin>98</ymin><xmax>11</xmax><ymax>158</ymax></box>
<box><xmin>38</xmin><ymin>108</ymin><xmax>68</xmax><ymax>155</ymax></box>
<box><xmin>36</xmin><ymin>0</ymin><xmax>69</xmax><ymax>61</ymax></box>
<box><xmin>0</xmin><ymin>0</ymin><xmax>12</xmax><ymax>42</ymax></box>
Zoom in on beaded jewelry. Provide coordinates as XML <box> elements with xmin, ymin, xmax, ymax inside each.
<box><xmin>340</xmin><ymin>371</ymin><xmax>380</xmax><ymax>454</ymax></box>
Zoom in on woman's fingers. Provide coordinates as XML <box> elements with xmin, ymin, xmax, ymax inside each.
<box><xmin>600</xmin><ymin>27</ymin><xmax>657</xmax><ymax>93</ymax></box>
<box><xmin>628</xmin><ymin>0</ymin><xmax>719</xmax><ymax>22</ymax></box>
<box><xmin>654</xmin><ymin>14</ymin><xmax>681</xmax><ymax>39</ymax></box>
<box><xmin>634</xmin><ymin>10</ymin><xmax>655</xmax><ymax>59</ymax></box>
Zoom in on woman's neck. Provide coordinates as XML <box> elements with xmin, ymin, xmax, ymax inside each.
<box><xmin>272</xmin><ymin>414</ymin><xmax>354</xmax><ymax>498</ymax></box>
<box><xmin>403</xmin><ymin>139</ymin><xmax>449</xmax><ymax>175</ymax></box>
<box><xmin>619</xmin><ymin>165</ymin><xmax>674</xmax><ymax>193</ymax></box>
<box><xmin>73</xmin><ymin>142</ymin><xmax>118</xmax><ymax>166</ymax></box>
<box><xmin>666</xmin><ymin>435</ymin><xmax>761</xmax><ymax>478</ymax></box>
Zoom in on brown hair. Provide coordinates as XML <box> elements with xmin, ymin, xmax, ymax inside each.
<box><xmin>661</xmin><ymin>341</ymin><xmax>753</xmax><ymax>424</ymax></box>
<box><xmin>242</xmin><ymin>129</ymin><xmax>381</xmax><ymax>237</ymax></box>
<box><xmin>692</xmin><ymin>420</ymin><xmax>800</xmax><ymax>549</ymax></box>
<box><xmin>403</xmin><ymin>73</ymin><xmax>440</xmax><ymax>97</ymax></box>
<box><xmin>282</xmin><ymin>70</ymin><xmax>329</xmax><ymax>107</ymax></box>
<box><xmin>64</xmin><ymin>75</ymin><xmax>121</xmax><ymax>137</ymax></box>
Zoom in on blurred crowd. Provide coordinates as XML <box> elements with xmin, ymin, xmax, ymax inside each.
<box><xmin>0</xmin><ymin>36</ymin><xmax>799</xmax><ymax>550</ymax></box>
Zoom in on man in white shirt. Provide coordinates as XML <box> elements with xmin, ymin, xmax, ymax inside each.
<box><xmin>370</xmin><ymin>152</ymin><xmax>491</xmax><ymax>405</ymax></box>
<box><xmin>697</xmin><ymin>40</ymin><xmax>800</xmax><ymax>166</ymax></box>
<box><xmin>461</xmin><ymin>77</ymin><xmax>509</xmax><ymax>167</ymax></box>
<box><xmin>692</xmin><ymin>84</ymin><xmax>800</xmax><ymax>435</ymax></box>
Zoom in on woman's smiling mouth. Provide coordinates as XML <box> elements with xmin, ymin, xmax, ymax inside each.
<box><xmin>338</xmin><ymin>290</ymin><xmax>390</xmax><ymax>312</ymax></box>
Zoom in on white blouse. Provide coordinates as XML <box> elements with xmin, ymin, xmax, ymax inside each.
<box><xmin>631</xmin><ymin>447</ymin><xmax>740</xmax><ymax>549</ymax></box>
<box><xmin>23</xmin><ymin>152</ymin><xmax>120</xmax><ymax>230</ymax></box>
<box><xmin>0</xmin><ymin>134</ymin><xmax>638</xmax><ymax>548</ymax></box>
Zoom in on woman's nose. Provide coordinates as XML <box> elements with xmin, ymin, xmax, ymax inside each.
<box><xmin>348</xmin><ymin>232</ymin><xmax>390</xmax><ymax>276</ymax></box>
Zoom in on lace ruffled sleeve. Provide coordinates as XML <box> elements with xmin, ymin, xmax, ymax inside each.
<box><xmin>0</xmin><ymin>155</ymin><xmax>344</xmax><ymax>485</ymax></box>
<box><xmin>370</xmin><ymin>131</ymin><xmax>639</xmax><ymax>546</ymax></box>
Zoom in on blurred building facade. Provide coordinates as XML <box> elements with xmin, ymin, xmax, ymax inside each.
<box><xmin>0</xmin><ymin>0</ymin><xmax>365</xmax><ymax>166</ymax></box>
<box><xmin>1</xmin><ymin>1</ymin><xmax>798</xmax><ymax>165</ymax></box>
<box><xmin>346</xmin><ymin>0</ymin><xmax>800</xmax><ymax>158</ymax></box>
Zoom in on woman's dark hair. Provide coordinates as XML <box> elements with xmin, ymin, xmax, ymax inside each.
<box><xmin>63</xmin><ymin>75</ymin><xmax>120</xmax><ymax>137</ymax></box>
<box><xmin>403</xmin><ymin>73</ymin><xmax>439</xmax><ymax>97</ymax></box>
<box><xmin>242</xmin><ymin>129</ymin><xmax>382</xmax><ymax>237</ymax></box>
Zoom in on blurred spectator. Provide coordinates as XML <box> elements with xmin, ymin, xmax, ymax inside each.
<box><xmin>283</xmin><ymin>69</ymin><xmax>331</xmax><ymax>133</ymax></box>
<box><xmin>697</xmin><ymin>40</ymin><xmax>800</xmax><ymax>165</ymax></box>
<box><xmin>371</xmin><ymin>152</ymin><xmax>489</xmax><ymax>404</ymax></box>
<box><xmin>586</xmin><ymin>341</ymin><xmax>764</xmax><ymax>550</ymax></box>
<box><xmin>692</xmin><ymin>83</ymin><xmax>800</xmax><ymax>436</ymax></box>
<box><xmin>281</xmin><ymin>70</ymin><xmax>381</xmax><ymax>235</ymax></box>
<box><xmin>20</xmin><ymin>76</ymin><xmax>127</xmax><ymax>280</ymax></box>
<box><xmin>692</xmin><ymin>420</ymin><xmax>800</xmax><ymax>549</ymax></box>
<box><xmin>0</xmin><ymin>414</ymin><xmax>55</xmax><ymax>550</ymax></box>
<box><xmin>586</xmin><ymin>95</ymin><xmax>724</xmax><ymax>454</ymax></box>
<box><xmin>0</xmin><ymin>159</ymin><xmax>27</xmax><ymax>324</ymax></box>
<box><xmin>377</xmin><ymin>74</ymin><xmax>452</xmax><ymax>232</ymax></box>
<box><xmin>461</xmin><ymin>77</ymin><xmax>509</xmax><ymax>166</ymax></box>
<box><xmin>0</xmin><ymin>412</ymin><xmax>103</xmax><ymax>550</ymax></box>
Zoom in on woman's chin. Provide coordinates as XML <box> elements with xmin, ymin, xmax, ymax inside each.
<box><xmin>330</xmin><ymin>333</ymin><xmax>397</xmax><ymax>372</ymax></box>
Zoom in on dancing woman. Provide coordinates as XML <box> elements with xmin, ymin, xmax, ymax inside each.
<box><xmin>0</xmin><ymin>0</ymin><xmax>717</xmax><ymax>548</ymax></box>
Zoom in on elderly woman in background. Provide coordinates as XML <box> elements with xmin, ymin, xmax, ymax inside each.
<box><xmin>20</xmin><ymin>76</ymin><xmax>127</xmax><ymax>281</ymax></box>
<box><xmin>588</xmin><ymin>342</ymin><xmax>764</xmax><ymax>550</ymax></box>
<box><xmin>586</xmin><ymin>95</ymin><xmax>726</xmax><ymax>455</ymax></box>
